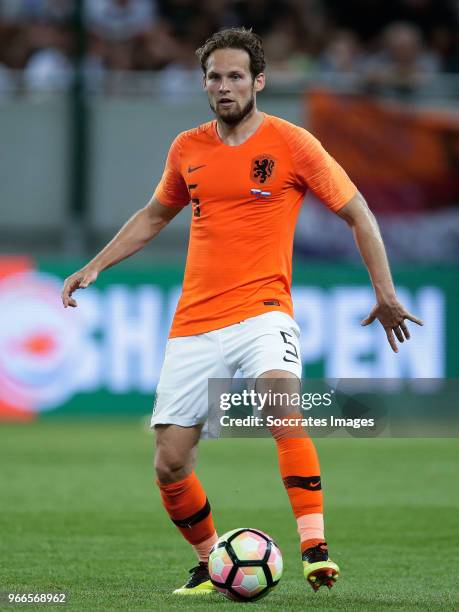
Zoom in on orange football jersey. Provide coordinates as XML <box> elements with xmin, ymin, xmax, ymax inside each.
<box><xmin>154</xmin><ymin>113</ymin><xmax>357</xmax><ymax>338</ymax></box>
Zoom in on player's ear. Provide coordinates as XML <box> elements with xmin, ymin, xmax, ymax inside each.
<box><xmin>202</xmin><ymin>73</ymin><xmax>207</xmax><ymax>90</ymax></box>
<box><xmin>254</xmin><ymin>73</ymin><xmax>265</xmax><ymax>93</ymax></box>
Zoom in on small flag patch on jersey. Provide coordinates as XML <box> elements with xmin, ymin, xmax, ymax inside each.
<box><xmin>264</xmin><ymin>300</ymin><xmax>280</xmax><ymax>306</ymax></box>
<box><xmin>251</xmin><ymin>188</ymin><xmax>271</xmax><ymax>197</ymax></box>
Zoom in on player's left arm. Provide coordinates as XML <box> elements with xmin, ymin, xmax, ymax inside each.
<box><xmin>336</xmin><ymin>191</ymin><xmax>424</xmax><ymax>352</ymax></box>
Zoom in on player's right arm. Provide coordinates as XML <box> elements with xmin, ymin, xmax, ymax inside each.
<box><xmin>61</xmin><ymin>197</ymin><xmax>181</xmax><ymax>308</ymax></box>
<box><xmin>63</xmin><ymin>132</ymin><xmax>189</xmax><ymax>308</ymax></box>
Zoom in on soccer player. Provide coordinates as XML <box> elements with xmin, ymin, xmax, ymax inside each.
<box><xmin>62</xmin><ymin>28</ymin><xmax>423</xmax><ymax>595</ymax></box>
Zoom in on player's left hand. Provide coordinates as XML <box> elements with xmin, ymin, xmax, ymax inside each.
<box><xmin>361</xmin><ymin>300</ymin><xmax>424</xmax><ymax>353</ymax></box>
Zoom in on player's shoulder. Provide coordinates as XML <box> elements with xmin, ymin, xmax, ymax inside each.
<box><xmin>173</xmin><ymin>121</ymin><xmax>216</xmax><ymax>147</ymax></box>
<box><xmin>267</xmin><ymin>114</ymin><xmax>316</xmax><ymax>146</ymax></box>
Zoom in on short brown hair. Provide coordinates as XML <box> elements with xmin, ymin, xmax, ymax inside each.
<box><xmin>196</xmin><ymin>27</ymin><xmax>266</xmax><ymax>80</ymax></box>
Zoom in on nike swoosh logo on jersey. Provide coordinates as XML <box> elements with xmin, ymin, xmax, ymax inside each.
<box><xmin>187</xmin><ymin>165</ymin><xmax>206</xmax><ymax>173</ymax></box>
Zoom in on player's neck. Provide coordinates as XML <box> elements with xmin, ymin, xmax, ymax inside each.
<box><xmin>216</xmin><ymin>109</ymin><xmax>264</xmax><ymax>146</ymax></box>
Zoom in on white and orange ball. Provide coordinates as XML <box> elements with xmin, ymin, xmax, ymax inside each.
<box><xmin>209</xmin><ymin>528</ymin><xmax>283</xmax><ymax>601</ymax></box>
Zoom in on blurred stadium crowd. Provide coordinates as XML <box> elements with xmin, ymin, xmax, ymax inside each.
<box><xmin>1</xmin><ymin>1</ymin><xmax>458</xmax><ymax>263</ymax></box>
<box><xmin>1</xmin><ymin>0</ymin><xmax>459</xmax><ymax>94</ymax></box>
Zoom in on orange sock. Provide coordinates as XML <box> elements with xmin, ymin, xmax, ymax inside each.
<box><xmin>157</xmin><ymin>471</ymin><xmax>218</xmax><ymax>563</ymax></box>
<box><xmin>270</xmin><ymin>413</ymin><xmax>325</xmax><ymax>553</ymax></box>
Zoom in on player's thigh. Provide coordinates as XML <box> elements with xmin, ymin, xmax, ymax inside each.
<box><xmin>237</xmin><ymin>311</ymin><xmax>302</xmax><ymax>380</ymax></box>
<box><xmin>151</xmin><ymin>333</ymin><xmax>230</xmax><ymax>429</ymax></box>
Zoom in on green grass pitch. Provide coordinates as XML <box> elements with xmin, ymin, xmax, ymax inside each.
<box><xmin>1</xmin><ymin>420</ymin><xmax>458</xmax><ymax>611</ymax></box>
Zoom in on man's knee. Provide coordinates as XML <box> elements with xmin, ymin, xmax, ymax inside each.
<box><xmin>154</xmin><ymin>450</ymin><xmax>190</xmax><ymax>484</ymax></box>
<box><xmin>256</xmin><ymin>370</ymin><xmax>301</xmax><ymax>419</ymax></box>
<box><xmin>153</xmin><ymin>424</ymin><xmax>201</xmax><ymax>484</ymax></box>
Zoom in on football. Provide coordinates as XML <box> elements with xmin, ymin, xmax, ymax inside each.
<box><xmin>208</xmin><ymin>528</ymin><xmax>283</xmax><ymax>601</ymax></box>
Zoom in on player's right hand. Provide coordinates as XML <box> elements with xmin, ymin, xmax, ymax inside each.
<box><xmin>61</xmin><ymin>266</ymin><xmax>98</xmax><ymax>308</ymax></box>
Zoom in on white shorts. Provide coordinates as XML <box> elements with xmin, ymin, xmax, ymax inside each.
<box><xmin>150</xmin><ymin>311</ymin><xmax>302</xmax><ymax>436</ymax></box>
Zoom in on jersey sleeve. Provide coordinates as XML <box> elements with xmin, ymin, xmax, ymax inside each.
<box><xmin>287</xmin><ymin>125</ymin><xmax>357</xmax><ymax>212</ymax></box>
<box><xmin>153</xmin><ymin>133</ymin><xmax>190</xmax><ymax>208</ymax></box>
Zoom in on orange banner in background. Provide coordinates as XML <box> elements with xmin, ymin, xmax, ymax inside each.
<box><xmin>0</xmin><ymin>256</ymin><xmax>36</xmax><ymax>421</ymax></box>
<box><xmin>307</xmin><ymin>90</ymin><xmax>459</xmax><ymax>213</ymax></box>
